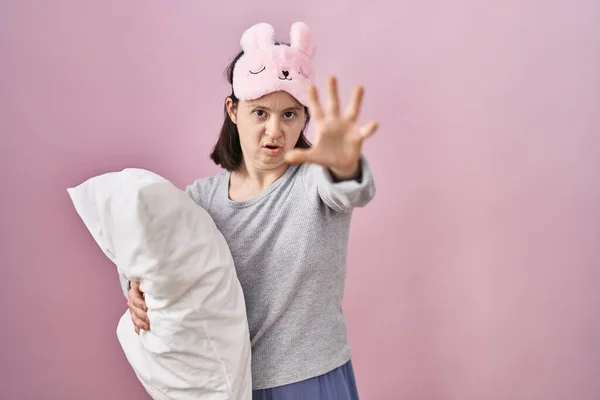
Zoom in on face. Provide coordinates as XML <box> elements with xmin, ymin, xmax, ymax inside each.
<box><xmin>227</xmin><ymin>90</ymin><xmax>307</xmax><ymax>172</ymax></box>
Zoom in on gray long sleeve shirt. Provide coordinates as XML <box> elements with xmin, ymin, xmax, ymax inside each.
<box><xmin>122</xmin><ymin>157</ymin><xmax>376</xmax><ymax>390</ymax></box>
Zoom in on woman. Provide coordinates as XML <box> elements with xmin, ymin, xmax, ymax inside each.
<box><xmin>125</xmin><ymin>21</ymin><xmax>378</xmax><ymax>399</ymax></box>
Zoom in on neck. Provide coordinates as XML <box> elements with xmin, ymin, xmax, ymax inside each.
<box><xmin>229</xmin><ymin>160</ymin><xmax>289</xmax><ymax>200</ymax></box>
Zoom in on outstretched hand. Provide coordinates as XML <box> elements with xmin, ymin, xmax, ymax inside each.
<box><xmin>284</xmin><ymin>76</ymin><xmax>378</xmax><ymax>179</ymax></box>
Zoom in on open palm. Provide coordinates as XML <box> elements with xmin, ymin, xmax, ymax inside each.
<box><xmin>285</xmin><ymin>76</ymin><xmax>378</xmax><ymax>175</ymax></box>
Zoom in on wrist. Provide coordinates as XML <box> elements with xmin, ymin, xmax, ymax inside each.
<box><xmin>329</xmin><ymin>159</ymin><xmax>361</xmax><ymax>182</ymax></box>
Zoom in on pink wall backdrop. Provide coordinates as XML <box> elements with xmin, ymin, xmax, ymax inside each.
<box><xmin>2</xmin><ymin>1</ymin><xmax>599</xmax><ymax>399</ymax></box>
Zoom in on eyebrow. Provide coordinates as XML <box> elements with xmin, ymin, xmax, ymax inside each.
<box><xmin>248</xmin><ymin>104</ymin><xmax>303</xmax><ymax>111</ymax></box>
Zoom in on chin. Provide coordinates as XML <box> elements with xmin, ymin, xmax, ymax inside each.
<box><xmin>260</xmin><ymin>156</ymin><xmax>287</xmax><ymax>169</ymax></box>
<box><xmin>262</xmin><ymin>157</ymin><xmax>285</xmax><ymax>166</ymax></box>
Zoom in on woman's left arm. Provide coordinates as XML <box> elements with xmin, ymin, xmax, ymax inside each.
<box><xmin>302</xmin><ymin>155</ymin><xmax>376</xmax><ymax>212</ymax></box>
<box><xmin>286</xmin><ymin>76</ymin><xmax>379</xmax><ymax>212</ymax></box>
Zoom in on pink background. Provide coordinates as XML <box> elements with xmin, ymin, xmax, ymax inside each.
<box><xmin>2</xmin><ymin>1</ymin><xmax>599</xmax><ymax>399</ymax></box>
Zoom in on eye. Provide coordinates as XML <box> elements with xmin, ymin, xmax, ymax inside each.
<box><xmin>249</xmin><ymin>66</ymin><xmax>266</xmax><ymax>75</ymax></box>
<box><xmin>253</xmin><ymin>109</ymin><xmax>267</xmax><ymax>118</ymax></box>
<box><xmin>282</xmin><ymin>111</ymin><xmax>296</xmax><ymax>120</ymax></box>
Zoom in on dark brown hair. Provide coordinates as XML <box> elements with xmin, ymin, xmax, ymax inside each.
<box><xmin>210</xmin><ymin>44</ymin><xmax>311</xmax><ymax>171</ymax></box>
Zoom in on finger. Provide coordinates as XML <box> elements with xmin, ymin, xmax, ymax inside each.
<box><xmin>134</xmin><ymin>296</ymin><xmax>147</xmax><ymax>311</ymax></box>
<box><xmin>131</xmin><ymin>304</ymin><xmax>148</xmax><ymax>323</ymax></box>
<box><xmin>359</xmin><ymin>121</ymin><xmax>379</xmax><ymax>140</ymax></box>
<box><xmin>129</xmin><ymin>284</ymin><xmax>147</xmax><ymax>311</ymax></box>
<box><xmin>130</xmin><ymin>281</ymin><xmax>141</xmax><ymax>294</ymax></box>
<box><xmin>130</xmin><ymin>309</ymin><xmax>144</xmax><ymax>333</ymax></box>
<box><xmin>128</xmin><ymin>298</ymin><xmax>149</xmax><ymax>321</ymax></box>
<box><xmin>131</xmin><ymin>312</ymin><xmax>150</xmax><ymax>331</ymax></box>
<box><xmin>307</xmin><ymin>84</ymin><xmax>324</xmax><ymax>120</ymax></box>
<box><xmin>344</xmin><ymin>85</ymin><xmax>364</xmax><ymax>122</ymax></box>
<box><xmin>327</xmin><ymin>76</ymin><xmax>340</xmax><ymax>116</ymax></box>
<box><xmin>129</xmin><ymin>297</ymin><xmax>147</xmax><ymax>314</ymax></box>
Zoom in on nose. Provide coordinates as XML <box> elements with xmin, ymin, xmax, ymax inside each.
<box><xmin>265</xmin><ymin>116</ymin><xmax>283</xmax><ymax>139</ymax></box>
<box><xmin>282</xmin><ymin>70</ymin><xmax>289</xmax><ymax>78</ymax></box>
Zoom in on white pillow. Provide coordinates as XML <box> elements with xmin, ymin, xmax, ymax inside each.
<box><xmin>67</xmin><ymin>168</ymin><xmax>252</xmax><ymax>400</ymax></box>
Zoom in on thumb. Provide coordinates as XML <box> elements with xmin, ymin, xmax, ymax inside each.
<box><xmin>285</xmin><ymin>148</ymin><xmax>318</xmax><ymax>165</ymax></box>
<box><xmin>359</xmin><ymin>121</ymin><xmax>379</xmax><ymax>140</ymax></box>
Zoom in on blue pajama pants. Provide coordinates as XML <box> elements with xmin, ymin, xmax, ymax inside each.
<box><xmin>252</xmin><ymin>360</ymin><xmax>359</xmax><ymax>400</ymax></box>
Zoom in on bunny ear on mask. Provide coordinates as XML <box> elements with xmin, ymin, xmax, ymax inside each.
<box><xmin>240</xmin><ymin>22</ymin><xmax>275</xmax><ymax>52</ymax></box>
<box><xmin>290</xmin><ymin>22</ymin><xmax>315</xmax><ymax>59</ymax></box>
<box><xmin>233</xmin><ymin>21</ymin><xmax>315</xmax><ymax>107</ymax></box>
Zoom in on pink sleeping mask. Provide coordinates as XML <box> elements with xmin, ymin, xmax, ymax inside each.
<box><xmin>232</xmin><ymin>22</ymin><xmax>316</xmax><ymax>107</ymax></box>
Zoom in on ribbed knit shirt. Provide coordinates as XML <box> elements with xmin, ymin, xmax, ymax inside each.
<box><xmin>185</xmin><ymin>157</ymin><xmax>375</xmax><ymax>389</ymax></box>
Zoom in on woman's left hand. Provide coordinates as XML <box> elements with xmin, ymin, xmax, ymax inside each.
<box><xmin>284</xmin><ymin>76</ymin><xmax>379</xmax><ymax>180</ymax></box>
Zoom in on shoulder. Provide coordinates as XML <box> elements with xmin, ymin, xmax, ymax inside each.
<box><xmin>185</xmin><ymin>171</ymin><xmax>228</xmax><ymax>210</ymax></box>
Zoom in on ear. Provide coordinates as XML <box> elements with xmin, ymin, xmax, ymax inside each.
<box><xmin>240</xmin><ymin>22</ymin><xmax>275</xmax><ymax>52</ymax></box>
<box><xmin>225</xmin><ymin>97</ymin><xmax>237</xmax><ymax>124</ymax></box>
<box><xmin>290</xmin><ymin>22</ymin><xmax>315</xmax><ymax>59</ymax></box>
